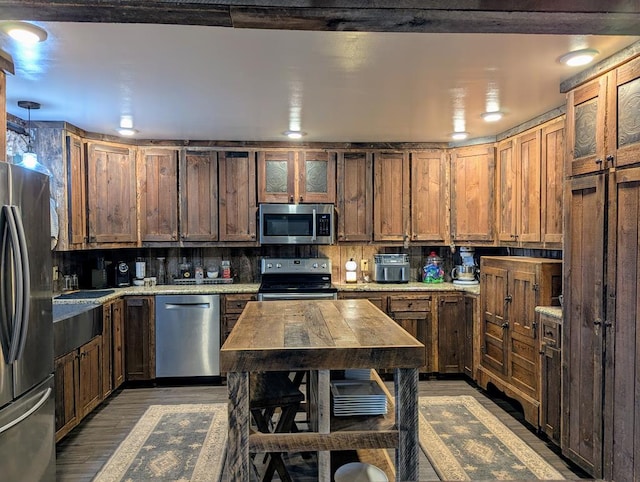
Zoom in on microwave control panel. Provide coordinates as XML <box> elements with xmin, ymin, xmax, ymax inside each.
<box><xmin>316</xmin><ymin>213</ymin><xmax>331</xmax><ymax>236</ymax></box>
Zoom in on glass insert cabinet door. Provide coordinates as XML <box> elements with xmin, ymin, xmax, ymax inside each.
<box><xmin>613</xmin><ymin>56</ymin><xmax>640</xmax><ymax>168</ymax></box>
<box><xmin>258</xmin><ymin>150</ymin><xmax>335</xmax><ymax>204</ymax></box>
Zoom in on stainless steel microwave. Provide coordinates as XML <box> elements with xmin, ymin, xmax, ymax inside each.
<box><xmin>259</xmin><ymin>203</ymin><xmax>334</xmax><ymax>245</ymax></box>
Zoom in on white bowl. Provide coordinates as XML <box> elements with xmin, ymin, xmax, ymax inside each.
<box><xmin>207</xmin><ymin>271</ymin><xmax>219</xmax><ymax>279</ymax></box>
<box><xmin>132</xmin><ymin>279</ymin><xmax>144</xmax><ymax>286</ymax></box>
<box><xmin>334</xmin><ymin>463</ymin><xmax>388</xmax><ymax>482</ymax></box>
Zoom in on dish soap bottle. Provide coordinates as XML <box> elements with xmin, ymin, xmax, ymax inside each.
<box><xmin>423</xmin><ymin>251</ymin><xmax>444</xmax><ymax>283</ymax></box>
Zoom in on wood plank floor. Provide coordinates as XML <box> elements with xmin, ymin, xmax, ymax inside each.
<box><xmin>56</xmin><ymin>378</ymin><xmax>591</xmax><ymax>481</ymax></box>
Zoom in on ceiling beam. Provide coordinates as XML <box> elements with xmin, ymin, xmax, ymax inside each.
<box><xmin>0</xmin><ymin>1</ymin><xmax>639</xmax><ymax>35</ymax></box>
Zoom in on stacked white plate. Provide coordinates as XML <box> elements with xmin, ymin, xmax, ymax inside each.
<box><xmin>331</xmin><ymin>380</ymin><xmax>388</xmax><ymax>416</ymax></box>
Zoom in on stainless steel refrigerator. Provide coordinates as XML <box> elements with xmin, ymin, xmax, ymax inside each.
<box><xmin>0</xmin><ymin>162</ymin><xmax>55</xmax><ymax>481</ymax></box>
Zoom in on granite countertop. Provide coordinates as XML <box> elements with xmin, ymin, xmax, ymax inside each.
<box><xmin>535</xmin><ymin>306</ymin><xmax>563</xmax><ymax>319</ymax></box>
<box><xmin>53</xmin><ymin>283</ymin><xmax>261</xmax><ymax>304</ymax></box>
<box><xmin>53</xmin><ymin>281</ymin><xmax>481</xmax><ymax>305</ymax></box>
<box><xmin>334</xmin><ymin>281</ymin><xmax>480</xmax><ymax>295</ymax></box>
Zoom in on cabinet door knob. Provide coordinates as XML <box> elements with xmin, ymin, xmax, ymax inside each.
<box><xmin>606</xmin><ymin>155</ymin><xmax>615</xmax><ymax>166</ymax></box>
<box><xmin>501</xmin><ymin>322</ymin><xmax>509</xmax><ymax>329</ymax></box>
<box><xmin>595</xmin><ymin>158</ymin><xmax>603</xmax><ymax>166</ymax></box>
<box><xmin>290</xmin><ymin>195</ymin><xmax>294</xmax><ymax>202</ymax></box>
<box><xmin>504</xmin><ymin>295</ymin><xmax>512</xmax><ymax>303</ymax></box>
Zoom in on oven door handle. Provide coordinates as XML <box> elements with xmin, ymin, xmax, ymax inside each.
<box><xmin>259</xmin><ymin>292</ymin><xmax>337</xmax><ymax>301</ymax></box>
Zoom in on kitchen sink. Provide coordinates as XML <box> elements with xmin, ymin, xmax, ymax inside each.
<box><xmin>52</xmin><ymin>304</ymin><xmax>102</xmax><ymax>358</ymax></box>
<box><xmin>55</xmin><ymin>289</ymin><xmax>115</xmax><ymax>300</ymax></box>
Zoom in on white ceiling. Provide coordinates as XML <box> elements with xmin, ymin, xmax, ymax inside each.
<box><xmin>2</xmin><ymin>21</ymin><xmax>638</xmax><ymax>143</ymax></box>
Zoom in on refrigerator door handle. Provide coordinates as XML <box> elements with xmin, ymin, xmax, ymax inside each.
<box><xmin>2</xmin><ymin>205</ymin><xmax>25</xmax><ymax>364</ymax></box>
<box><xmin>0</xmin><ymin>387</ymin><xmax>51</xmax><ymax>435</ymax></box>
<box><xmin>11</xmin><ymin>206</ymin><xmax>31</xmax><ymax>361</ymax></box>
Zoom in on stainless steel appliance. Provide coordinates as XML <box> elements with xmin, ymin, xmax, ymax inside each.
<box><xmin>258</xmin><ymin>257</ymin><xmax>337</xmax><ymax>300</ymax></box>
<box><xmin>371</xmin><ymin>254</ymin><xmax>410</xmax><ymax>283</ymax></box>
<box><xmin>0</xmin><ymin>163</ymin><xmax>55</xmax><ymax>481</ymax></box>
<box><xmin>155</xmin><ymin>294</ymin><xmax>220</xmax><ymax>377</ymax></box>
<box><xmin>259</xmin><ymin>203</ymin><xmax>334</xmax><ymax>245</ymax></box>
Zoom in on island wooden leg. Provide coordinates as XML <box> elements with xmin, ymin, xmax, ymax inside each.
<box><xmin>227</xmin><ymin>371</ymin><xmax>250</xmax><ymax>481</ymax></box>
<box><xmin>317</xmin><ymin>369</ymin><xmax>331</xmax><ymax>481</ymax></box>
<box><xmin>394</xmin><ymin>368</ymin><xmax>419</xmax><ymax>482</ymax></box>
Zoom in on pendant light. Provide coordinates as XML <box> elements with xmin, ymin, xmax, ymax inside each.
<box><xmin>15</xmin><ymin>100</ymin><xmax>52</xmax><ymax>177</ymax></box>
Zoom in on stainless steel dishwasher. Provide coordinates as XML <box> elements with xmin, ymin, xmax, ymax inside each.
<box><xmin>155</xmin><ymin>294</ymin><xmax>220</xmax><ymax>377</ymax></box>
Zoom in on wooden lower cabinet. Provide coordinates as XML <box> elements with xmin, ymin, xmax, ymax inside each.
<box><xmin>102</xmin><ymin>298</ymin><xmax>125</xmax><ymax>398</ymax></box>
<box><xmin>436</xmin><ymin>293</ymin><xmax>465</xmax><ymax>374</ymax></box>
<box><xmin>55</xmin><ymin>335</ymin><xmax>103</xmax><ymax>442</ymax></box>
<box><xmin>388</xmin><ymin>295</ymin><xmax>432</xmax><ymax>373</ymax></box>
<box><xmin>539</xmin><ymin>312</ymin><xmax>562</xmax><ymax>447</ymax></box>
<box><xmin>124</xmin><ymin>296</ymin><xmax>156</xmax><ymax>381</ymax></box>
<box><xmin>221</xmin><ymin>293</ymin><xmax>257</xmax><ymax>345</ymax></box>
<box><xmin>464</xmin><ymin>293</ymin><xmax>480</xmax><ymax>379</ymax></box>
<box><xmin>478</xmin><ymin>256</ymin><xmax>562</xmax><ymax>427</ymax></box>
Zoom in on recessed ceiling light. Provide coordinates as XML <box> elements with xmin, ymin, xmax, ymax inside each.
<box><xmin>481</xmin><ymin>111</ymin><xmax>503</xmax><ymax>122</ymax></box>
<box><xmin>451</xmin><ymin>132</ymin><xmax>469</xmax><ymax>141</ymax></box>
<box><xmin>284</xmin><ymin>130</ymin><xmax>306</xmax><ymax>139</ymax></box>
<box><xmin>117</xmin><ymin>128</ymin><xmax>138</xmax><ymax>136</ymax></box>
<box><xmin>559</xmin><ymin>48</ymin><xmax>599</xmax><ymax>67</ymax></box>
<box><xmin>1</xmin><ymin>21</ymin><xmax>48</xmax><ymax>45</ymax></box>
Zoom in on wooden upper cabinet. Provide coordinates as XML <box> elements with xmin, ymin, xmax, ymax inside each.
<box><xmin>86</xmin><ymin>141</ymin><xmax>137</xmax><ymax>244</ymax></box>
<box><xmin>450</xmin><ymin>145</ymin><xmax>495</xmax><ymax>243</ymax></box>
<box><xmin>566</xmin><ymin>76</ymin><xmax>608</xmax><ymax>177</ymax></box>
<box><xmin>336</xmin><ymin>151</ymin><xmax>373</xmax><ymax>242</ymax></box>
<box><xmin>179</xmin><ymin>150</ymin><xmax>218</xmax><ymax>242</ymax></box>
<box><xmin>410</xmin><ymin>150</ymin><xmax>450</xmax><ymax>243</ymax></box>
<box><xmin>138</xmin><ymin>148</ymin><xmax>179</xmax><ymax>243</ymax></box>
<box><xmin>541</xmin><ymin>118</ymin><xmax>565</xmax><ymax>245</ymax></box>
<box><xmin>258</xmin><ymin>150</ymin><xmax>335</xmax><ymax>204</ymax></box>
<box><xmin>609</xmin><ymin>56</ymin><xmax>640</xmax><ymax>169</ymax></box>
<box><xmin>496</xmin><ymin>138</ymin><xmax>517</xmax><ymax>243</ymax></box>
<box><xmin>373</xmin><ymin>151</ymin><xmax>410</xmax><ymax>242</ymax></box>
<box><xmin>66</xmin><ymin>133</ymin><xmax>86</xmax><ymax>246</ymax></box>
<box><xmin>218</xmin><ymin>151</ymin><xmax>258</xmax><ymax>242</ymax></box>
<box><xmin>517</xmin><ymin>130</ymin><xmax>542</xmax><ymax>243</ymax></box>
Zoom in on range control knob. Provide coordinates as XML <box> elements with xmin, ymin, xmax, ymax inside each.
<box><xmin>312</xmin><ymin>263</ymin><xmax>319</xmax><ymax>269</ymax></box>
<box><xmin>266</xmin><ymin>263</ymin><xmax>273</xmax><ymax>269</ymax></box>
<box><xmin>276</xmin><ymin>263</ymin><xmax>282</xmax><ymax>269</ymax></box>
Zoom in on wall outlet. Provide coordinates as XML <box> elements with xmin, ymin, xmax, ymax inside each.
<box><xmin>53</xmin><ymin>266</ymin><xmax>59</xmax><ymax>281</ymax></box>
<box><xmin>360</xmin><ymin>259</ymin><xmax>369</xmax><ymax>272</ymax></box>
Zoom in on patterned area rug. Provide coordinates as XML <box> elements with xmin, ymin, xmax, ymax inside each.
<box><xmin>94</xmin><ymin>403</ymin><xmax>227</xmax><ymax>482</ymax></box>
<box><xmin>419</xmin><ymin>395</ymin><xmax>565</xmax><ymax>481</ymax></box>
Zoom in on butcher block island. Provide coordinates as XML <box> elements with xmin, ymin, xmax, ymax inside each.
<box><xmin>220</xmin><ymin>299</ymin><xmax>425</xmax><ymax>482</ymax></box>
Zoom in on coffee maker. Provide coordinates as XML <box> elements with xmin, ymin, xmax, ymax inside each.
<box><xmin>112</xmin><ymin>261</ymin><xmax>130</xmax><ymax>287</ymax></box>
<box><xmin>451</xmin><ymin>247</ymin><xmax>479</xmax><ymax>285</ymax></box>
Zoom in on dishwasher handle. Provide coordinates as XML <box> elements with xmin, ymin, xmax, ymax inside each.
<box><xmin>164</xmin><ymin>302</ymin><xmax>211</xmax><ymax>309</ymax></box>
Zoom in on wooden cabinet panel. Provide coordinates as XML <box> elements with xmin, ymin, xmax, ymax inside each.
<box><xmin>410</xmin><ymin>150</ymin><xmax>449</xmax><ymax>243</ymax></box>
<box><xmin>463</xmin><ymin>294</ymin><xmax>478</xmax><ymax>380</ymax></box>
<box><xmin>219</xmin><ymin>151</ymin><xmax>257</xmax><ymax>242</ymax></box>
<box><xmin>258</xmin><ymin>150</ymin><xmax>295</xmax><ymax>203</ymax></box>
<box><xmin>539</xmin><ymin>313</ymin><xmax>561</xmax><ymax>447</ymax></box>
<box><xmin>66</xmin><ymin>133</ymin><xmax>86</xmax><ymax>246</ymax></box>
<box><xmin>387</xmin><ymin>294</ymin><xmax>432</xmax><ymax>372</ymax></box>
<box><xmin>602</xmin><ymin>166</ymin><xmax>640</xmax><ymax>482</ymax></box>
<box><xmin>517</xmin><ymin>130</ymin><xmax>541</xmax><ymax>242</ymax></box>
<box><xmin>299</xmin><ymin>150</ymin><xmax>335</xmax><ymax>203</ymax></box>
<box><xmin>436</xmin><ymin>294</ymin><xmax>465</xmax><ymax>374</ymax></box>
<box><xmin>101</xmin><ymin>305</ymin><xmax>113</xmax><ymax>398</ymax></box>
<box><xmin>566</xmin><ymin>77</ymin><xmax>608</xmax><ymax>177</ymax></box>
<box><xmin>480</xmin><ymin>264</ymin><xmax>508</xmax><ymax>375</ymax></box>
<box><xmin>112</xmin><ymin>298</ymin><xmax>125</xmax><ymax>389</ymax></box>
<box><xmin>138</xmin><ymin>148</ymin><xmax>179</xmax><ymax>242</ymax></box>
<box><xmin>541</xmin><ymin>119</ymin><xmax>565</xmax><ymax>245</ymax></box>
<box><xmin>338</xmin><ymin>291</ymin><xmax>387</xmax><ymax>312</ymax></box>
<box><xmin>180</xmin><ymin>150</ymin><xmax>218</xmax><ymax>242</ymax></box>
<box><xmin>563</xmin><ymin>174</ymin><xmax>606</xmax><ymax>476</ymax></box>
<box><xmin>373</xmin><ymin>151</ymin><xmax>409</xmax><ymax>242</ymax></box>
<box><xmin>336</xmin><ymin>152</ymin><xmax>373</xmax><ymax>242</ymax></box>
<box><xmin>451</xmin><ymin>145</ymin><xmax>495</xmax><ymax>242</ymax></box>
<box><xmin>609</xmin><ymin>56</ymin><xmax>640</xmax><ymax>169</ymax></box>
<box><xmin>124</xmin><ymin>296</ymin><xmax>155</xmax><ymax>381</ymax></box>
<box><xmin>54</xmin><ymin>351</ymin><xmax>79</xmax><ymax>442</ymax></box>
<box><xmin>78</xmin><ymin>336</ymin><xmax>103</xmax><ymax>418</ymax></box>
<box><xmin>86</xmin><ymin>142</ymin><xmax>137</xmax><ymax>244</ymax></box>
<box><xmin>496</xmin><ymin>138</ymin><xmax>517</xmax><ymax>243</ymax></box>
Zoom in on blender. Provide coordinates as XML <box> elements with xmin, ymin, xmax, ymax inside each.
<box><xmin>451</xmin><ymin>247</ymin><xmax>479</xmax><ymax>285</ymax></box>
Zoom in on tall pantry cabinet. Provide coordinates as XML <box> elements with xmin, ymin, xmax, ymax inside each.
<box><xmin>563</xmin><ymin>53</ymin><xmax>640</xmax><ymax>481</ymax></box>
